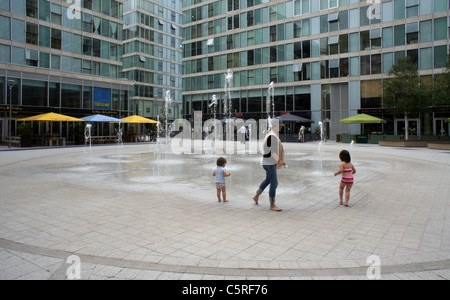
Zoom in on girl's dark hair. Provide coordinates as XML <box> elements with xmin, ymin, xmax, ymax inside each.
<box><xmin>217</xmin><ymin>157</ymin><xmax>227</xmax><ymax>166</ymax></box>
<box><xmin>339</xmin><ymin>150</ymin><xmax>351</xmax><ymax>163</ymax></box>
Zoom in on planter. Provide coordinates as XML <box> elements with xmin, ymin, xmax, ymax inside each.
<box><xmin>379</xmin><ymin>140</ymin><xmax>428</xmax><ymax>147</ymax></box>
<box><xmin>427</xmin><ymin>142</ymin><xmax>450</xmax><ymax>150</ymax></box>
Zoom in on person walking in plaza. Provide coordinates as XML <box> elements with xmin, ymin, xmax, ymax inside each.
<box><xmin>237</xmin><ymin>125</ymin><xmax>248</xmax><ymax>144</ymax></box>
<box><xmin>213</xmin><ymin>157</ymin><xmax>231</xmax><ymax>202</ymax></box>
<box><xmin>252</xmin><ymin>118</ymin><xmax>285</xmax><ymax>211</ymax></box>
<box><xmin>334</xmin><ymin>150</ymin><xmax>356</xmax><ymax>207</ymax></box>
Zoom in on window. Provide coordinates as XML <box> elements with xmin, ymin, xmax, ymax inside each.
<box><xmin>349</xmin><ymin>8</ymin><xmax>359</xmax><ymax>29</ymax></box>
<box><xmin>339</xmin><ymin>34</ymin><xmax>348</xmax><ymax>54</ymax></box>
<box><xmin>394</xmin><ymin>0</ymin><xmax>405</xmax><ymax>20</ymax></box>
<box><xmin>12</xmin><ymin>19</ymin><xmax>25</xmax><ymax>44</ymax></box>
<box><xmin>420</xmin><ymin>47</ymin><xmax>432</xmax><ymax>70</ymax></box>
<box><xmin>329</xmin><ymin>59</ymin><xmax>339</xmax><ymax>78</ymax></box>
<box><xmin>51</xmin><ymin>28</ymin><xmax>61</xmax><ymax>50</ymax></box>
<box><xmin>383</xmin><ymin>52</ymin><xmax>393</xmax><ymax>73</ymax></box>
<box><xmin>360</xmin><ymin>31</ymin><xmax>370</xmax><ymax>51</ymax></box>
<box><xmin>419</xmin><ymin>0</ymin><xmax>432</xmax><ymax>16</ymax></box>
<box><xmin>434</xmin><ymin>17</ymin><xmax>448</xmax><ymax>41</ymax></box>
<box><xmin>394</xmin><ymin>24</ymin><xmax>405</xmax><ymax>46</ymax></box>
<box><xmin>294</xmin><ymin>21</ymin><xmax>302</xmax><ymax>38</ymax></box>
<box><xmin>383</xmin><ymin>27</ymin><xmax>393</xmax><ymax>48</ymax></box>
<box><xmin>26</xmin><ymin>0</ymin><xmax>38</xmax><ymax>18</ymax></box>
<box><xmin>360</xmin><ymin>55</ymin><xmax>370</xmax><ymax>75</ymax></box>
<box><xmin>39</xmin><ymin>0</ymin><xmax>50</xmax><ymax>22</ymax></box>
<box><xmin>39</xmin><ymin>25</ymin><xmax>50</xmax><ymax>48</ymax></box>
<box><xmin>51</xmin><ymin>54</ymin><xmax>60</xmax><ymax>70</ymax></box>
<box><xmin>93</xmin><ymin>39</ymin><xmax>101</xmax><ymax>57</ymax></box>
<box><xmin>406</xmin><ymin>0</ymin><xmax>419</xmax><ymax>17</ymax></box>
<box><xmin>39</xmin><ymin>52</ymin><xmax>49</xmax><ymax>68</ymax></box>
<box><xmin>25</xmin><ymin>49</ymin><xmax>39</xmax><ymax>67</ymax></box>
<box><xmin>22</xmin><ymin>79</ymin><xmax>46</xmax><ymax>106</ymax></box>
<box><xmin>406</xmin><ymin>22</ymin><xmax>419</xmax><ymax>44</ymax></box>
<box><xmin>26</xmin><ymin>23</ymin><xmax>38</xmax><ymax>45</ymax></box>
<box><xmin>340</xmin><ymin>58</ymin><xmax>349</xmax><ymax>77</ymax></box>
<box><xmin>371</xmin><ymin>54</ymin><xmax>381</xmax><ymax>74</ymax></box>
<box><xmin>420</xmin><ymin>20</ymin><xmax>432</xmax><ymax>43</ymax></box>
<box><xmin>329</xmin><ymin>35</ymin><xmax>339</xmax><ymax>55</ymax></box>
<box><xmin>434</xmin><ymin>45</ymin><xmax>448</xmax><ymax>68</ymax></box>
<box><xmin>83</xmin><ymin>13</ymin><xmax>93</xmax><ymax>32</ymax></box>
<box><xmin>83</xmin><ymin>0</ymin><xmax>93</xmax><ymax>10</ymax></box>
<box><xmin>50</xmin><ymin>3</ymin><xmax>62</xmax><ymax>25</ymax></box>
<box><xmin>83</xmin><ymin>37</ymin><xmax>92</xmax><ymax>56</ymax></box>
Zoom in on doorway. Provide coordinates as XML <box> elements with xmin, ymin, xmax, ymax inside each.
<box><xmin>434</xmin><ymin>118</ymin><xmax>448</xmax><ymax>136</ymax></box>
<box><xmin>395</xmin><ymin>118</ymin><xmax>420</xmax><ymax>137</ymax></box>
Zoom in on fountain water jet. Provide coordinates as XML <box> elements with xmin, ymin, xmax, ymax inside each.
<box><xmin>224</xmin><ymin>70</ymin><xmax>234</xmax><ymax>120</ymax></box>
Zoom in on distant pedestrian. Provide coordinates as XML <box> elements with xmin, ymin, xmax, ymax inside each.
<box><xmin>237</xmin><ymin>125</ymin><xmax>248</xmax><ymax>144</ymax></box>
<box><xmin>213</xmin><ymin>157</ymin><xmax>231</xmax><ymax>202</ymax></box>
<box><xmin>334</xmin><ymin>150</ymin><xmax>356</xmax><ymax>207</ymax></box>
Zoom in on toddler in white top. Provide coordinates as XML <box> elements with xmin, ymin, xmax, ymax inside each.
<box><xmin>213</xmin><ymin>157</ymin><xmax>231</xmax><ymax>202</ymax></box>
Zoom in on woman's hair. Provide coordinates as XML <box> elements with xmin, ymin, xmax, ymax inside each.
<box><xmin>217</xmin><ymin>157</ymin><xmax>227</xmax><ymax>166</ymax></box>
<box><xmin>339</xmin><ymin>150</ymin><xmax>351</xmax><ymax>163</ymax></box>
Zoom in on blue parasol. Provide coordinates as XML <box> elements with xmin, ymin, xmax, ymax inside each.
<box><xmin>81</xmin><ymin>114</ymin><xmax>127</xmax><ymax>122</ymax></box>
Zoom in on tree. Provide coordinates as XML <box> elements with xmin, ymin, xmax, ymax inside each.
<box><xmin>432</xmin><ymin>53</ymin><xmax>450</xmax><ymax>107</ymax></box>
<box><xmin>382</xmin><ymin>57</ymin><xmax>431</xmax><ymax>140</ymax></box>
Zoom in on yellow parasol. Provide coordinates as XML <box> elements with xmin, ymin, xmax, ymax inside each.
<box><xmin>19</xmin><ymin>112</ymin><xmax>83</xmax><ymax>122</ymax></box>
<box><xmin>19</xmin><ymin>112</ymin><xmax>83</xmax><ymax>135</ymax></box>
<box><xmin>121</xmin><ymin>115</ymin><xmax>158</xmax><ymax>123</ymax></box>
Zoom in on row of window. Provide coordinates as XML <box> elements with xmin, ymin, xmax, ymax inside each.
<box><xmin>0</xmin><ymin>44</ymin><xmax>123</xmax><ymax>78</ymax></box>
<box><xmin>124</xmin><ymin>69</ymin><xmax>181</xmax><ymax>88</ymax></box>
<box><xmin>124</xmin><ymin>11</ymin><xmax>182</xmax><ymax>38</ymax></box>
<box><xmin>0</xmin><ymin>77</ymin><xmax>129</xmax><ymax>112</ymax></box>
<box><xmin>183</xmin><ymin>21</ymin><xmax>448</xmax><ymax>75</ymax></box>
<box><xmin>123</xmin><ymin>25</ymin><xmax>182</xmax><ymax>49</ymax></box>
<box><xmin>133</xmin><ymin>84</ymin><xmax>182</xmax><ymax>104</ymax></box>
<box><xmin>124</xmin><ymin>0</ymin><xmax>182</xmax><ymax>21</ymax></box>
<box><xmin>184</xmin><ymin>16</ymin><xmax>449</xmax><ymax>59</ymax></box>
<box><xmin>123</xmin><ymin>40</ymin><xmax>183</xmax><ymax>64</ymax></box>
<box><xmin>122</xmin><ymin>55</ymin><xmax>182</xmax><ymax>75</ymax></box>
<box><xmin>183</xmin><ymin>0</ymin><xmax>449</xmax><ymax>27</ymax></box>
<box><xmin>182</xmin><ymin>45</ymin><xmax>449</xmax><ymax>92</ymax></box>
<box><xmin>0</xmin><ymin>16</ymin><xmax>123</xmax><ymax>63</ymax></box>
<box><xmin>0</xmin><ymin>0</ymin><xmax>123</xmax><ymax>21</ymax></box>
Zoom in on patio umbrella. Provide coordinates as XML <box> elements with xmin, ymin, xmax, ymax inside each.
<box><xmin>339</xmin><ymin>113</ymin><xmax>386</xmax><ymax>135</ymax></box>
<box><xmin>277</xmin><ymin>113</ymin><xmax>314</xmax><ymax>123</ymax></box>
<box><xmin>18</xmin><ymin>112</ymin><xmax>83</xmax><ymax>134</ymax></box>
<box><xmin>19</xmin><ymin>112</ymin><xmax>83</xmax><ymax>122</ymax></box>
<box><xmin>339</xmin><ymin>113</ymin><xmax>386</xmax><ymax>124</ymax></box>
<box><xmin>121</xmin><ymin>115</ymin><xmax>158</xmax><ymax>123</ymax></box>
<box><xmin>81</xmin><ymin>114</ymin><xmax>127</xmax><ymax>123</ymax></box>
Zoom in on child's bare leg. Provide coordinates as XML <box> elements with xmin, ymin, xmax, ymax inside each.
<box><xmin>344</xmin><ymin>184</ymin><xmax>352</xmax><ymax>206</ymax></box>
<box><xmin>217</xmin><ymin>188</ymin><xmax>222</xmax><ymax>202</ymax></box>
<box><xmin>222</xmin><ymin>187</ymin><xmax>228</xmax><ymax>202</ymax></box>
<box><xmin>339</xmin><ymin>182</ymin><xmax>345</xmax><ymax>204</ymax></box>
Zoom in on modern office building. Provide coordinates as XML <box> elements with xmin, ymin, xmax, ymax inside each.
<box><xmin>182</xmin><ymin>0</ymin><xmax>450</xmax><ymax>140</ymax></box>
<box><xmin>122</xmin><ymin>0</ymin><xmax>184</xmax><ymax>124</ymax></box>
<box><xmin>0</xmin><ymin>0</ymin><xmax>133</xmax><ymax>143</ymax></box>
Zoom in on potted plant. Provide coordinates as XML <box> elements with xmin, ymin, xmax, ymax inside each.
<box><xmin>18</xmin><ymin>123</ymin><xmax>33</xmax><ymax>147</ymax></box>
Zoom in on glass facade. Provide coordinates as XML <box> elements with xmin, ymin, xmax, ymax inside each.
<box><xmin>182</xmin><ymin>0</ymin><xmax>449</xmax><ymax>138</ymax></box>
<box><xmin>122</xmin><ymin>0</ymin><xmax>184</xmax><ymax>121</ymax></box>
<box><xmin>0</xmin><ymin>0</ymin><xmax>133</xmax><ymax>143</ymax></box>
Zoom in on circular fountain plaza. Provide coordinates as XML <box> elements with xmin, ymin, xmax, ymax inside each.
<box><xmin>0</xmin><ymin>141</ymin><xmax>449</xmax><ymax>279</ymax></box>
